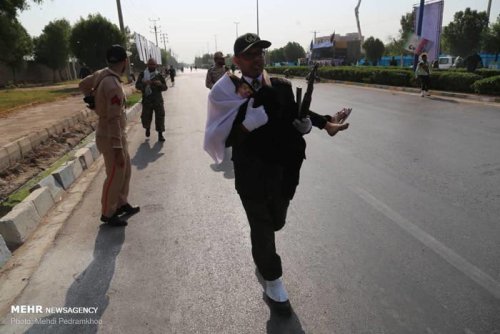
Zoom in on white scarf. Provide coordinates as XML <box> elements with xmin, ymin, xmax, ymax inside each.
<box><xmin>142</xmin><ymin>69</ymin><xmax>159</xmax><ymax>96</ymax></box>
<box><xmin>203</xmin><ymin>73</ymin><xmax>247</xmax><ymax>164</ymax></box>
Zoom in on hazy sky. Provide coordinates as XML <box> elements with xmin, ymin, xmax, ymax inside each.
<box><xmin>18</xmin><ymin>0</ymin><xmax>500</xmax><ymax>63</ymax></box>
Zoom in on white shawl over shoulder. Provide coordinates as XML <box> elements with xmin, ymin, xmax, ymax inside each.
<box><xmin>204</xmin><ymin>74</ymin><xmax>247</xmax><ymax>164</ymax></box>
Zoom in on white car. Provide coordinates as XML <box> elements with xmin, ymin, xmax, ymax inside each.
<box><xmin>438</xmin><ymin>55</ymin><xmax>456</xmax><ymax>69</ymax></box>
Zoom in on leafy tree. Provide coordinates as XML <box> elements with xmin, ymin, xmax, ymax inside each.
<box><xmin>161</xmin><ymin>49</ymin><xmax>168</xmax><ymax>67</ymax></box>
<box><xmin>0</xmin><ymin>14</ymin><xmax>32</xmax><ymax>82</ymax></box>
<box><xmin>283</xmin><ymin>42</ymin><xmax>305</xmax><ymax>62</ymax></box>
<box><xmin>442</xmin><ymin>8</ymin><xmax>489</xmax><ymax>57</ymax></box>
<box><xmin>194</xmin><ymin>53</ymin><xmax>212</xmax><ymax>68</ymax></box>
<box><xmin>0</xmin><ymin>0</ymin><xmax>43</xmax><ymax>19</ymax></box>
<box><xmin>399</xmin><ymin>11</ymin><xmax>415</xmax><ymax>39</ymax></box>
<box><xmin>482</xmin><ymin>15</ymin><xmax>500</xmax><ymax>61</ymax></box>
<box><xmin>385</xmin><ymin>11</ymin><xmax>415</xmax><ymax>58</ymax></box>
<box><xmin>268</xmin><ymin>47</ymin><xmax>285</xmax><ymax>64</ymax></box>
<box><xmin>363</xmin><ymin>36</ymin><xmax>385</xmax><ymax>65</ymax></box>
<box><xmin>70</xmin><ymin>14</ymin><xmax>125</xmax><ymax>71</ymax></box>
<box><xmin>34</xmin><ymin>19</ymin><xmax>71</xmax><ymax>82</ymax></box>
<box><xmin>384</xmin><ymin>37</ymin><xmax>405</xmax><ymax>56</ymax></box>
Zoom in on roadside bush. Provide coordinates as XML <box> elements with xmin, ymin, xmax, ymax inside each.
<box><xmin>266</xmin><ymin>66</ymin><xmax>489</xmax><ymax>93</ymax></box>
<box><xmin>429</xmin><ymin>71</ymin><xmax>482</xmax><ymax>93</ymax></box>
<box><xmin>475</xmin><ymin>68</ymin><xmax>500</xmax><ymax>78</ymax></box>
<box><xmin>471</xmin><ymin>75</ymin><xmax>500</xmax><ymax>95</ymax></box>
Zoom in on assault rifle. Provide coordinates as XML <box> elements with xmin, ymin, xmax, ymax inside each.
<box><xmin>297</xmin><ymin>63</ymin><xmax>319</xmax><ymax>119</ymax></box>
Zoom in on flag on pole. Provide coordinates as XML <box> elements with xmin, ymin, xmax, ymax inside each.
<box><xmin>329</xmin><ymin>30</ymin><xmax>336</xmax><ymax>44</ymax></box>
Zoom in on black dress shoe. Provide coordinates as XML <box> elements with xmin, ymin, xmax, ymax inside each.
<box><xmin>264</xmin><ymin>295</ymin><xmax>292</xmax><ymax>317</ymax></box>
<box><xmin>158</xmin><ymin>132</ymin><xmax>165</xmax><ymax>142</ymax></box>
<box><xmin>115</xmin><ymin>203</ymin><xmax>140</xmax><ymax>216</ymax></box>
<box><xmin>100</xmin><ymin>215</ymin><xmax>128</xmax><ymax>227</ymax></box>
<box><xmin>145</xmin><ymin>128</ymin><xmax>151</xmax><ymax>137</ymax></box>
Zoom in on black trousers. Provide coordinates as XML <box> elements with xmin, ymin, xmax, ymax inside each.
<box><xmin>419</xmin><ymin>75</ymin><xmax>430</xmax><ymax>92</ymax></box>
<box><xmin>241</xmin><ymin>196</ymin><xmax>290</xmax><ymax>281</ymax></box>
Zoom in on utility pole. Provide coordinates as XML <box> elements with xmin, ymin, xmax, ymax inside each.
<box><xmin>115</xmin><ymin>0</ymin><xmax>132</xmax><ymax>81</ymax></box>
<box><xmin>234</xmin><ymin>21</ymin><xmax>240</xmax><ymax>39</ymax></box>
<box><xmin>160</xmin><ymin>33</ymin><xmax>168</xmax><ymax>51</ymax></box>
<box><xmin>487</xmin><ymin>0</ymin><xmax>492</xmax><ymax>24</ymax></box>
<box><xmin>116</xmin><ymin>0</ymin><xmax>125</xmax><ymax>32</ymax></box>
<box><xmin>413</xmin><ymin>0</ymin><xmax>425</xmax><ymax>71</ymax></box>
<box><xmin>214</xmin><ymin>35</ymin><xmax>218</xmax><ymax>52</ymax></box>
<box><xmin>149</xmin><ymin>18</ymin><xmax>160</xmax><ymax>46</ymax></box>
<box><xmin>256</xmin><ymin>0</ymin><xmax>260</xmax><ymax>36</ymax></box>
<box><xmin>311</xmin><ymin>30</ymin><xmax>320</xmax><ymax>43</ymax></box>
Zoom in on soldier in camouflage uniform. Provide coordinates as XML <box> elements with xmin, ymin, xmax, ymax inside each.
<box><xmin>135</xmin><ymin>58</ymin><xmax>168</xmax><ymax>142</ymax></box>
<box><xmin>205</xmin><ymin>51</ymin><xmax>228</xmax><ymax>89</ymax></box>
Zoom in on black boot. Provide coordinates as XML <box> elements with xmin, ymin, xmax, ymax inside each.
<box><xmin>145</xmin><ymin>128</ymin><xmax>151</xmax><ymax>137</ymax></box>
<box><xmin>100</xmin><ymin>214</ymin><xmax>128</xmax><ymax>227</ymax></box>
<box><xmin>115</xmin><ymin>203</ymin><xmax>140</xmax><ymax>216</ymax></box>
<box><xmin>158</xmin><ymin>132</ymin><xmax>165</xmax><ymax>142</ymax></box>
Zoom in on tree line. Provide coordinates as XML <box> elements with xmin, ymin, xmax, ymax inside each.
<box><xmin>365</xmin><ymin>8</ymin><xmax>500</xmax><ymax>66</ymax></box>
<box><xmin>0</xmin><ymin>0</ymin><xmax>178</xmax><ymax>83</ymax></box>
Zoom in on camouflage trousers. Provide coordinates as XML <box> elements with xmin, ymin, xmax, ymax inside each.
<box><xmin>141</xmin><ymin>102</ymin><xmax>165</xmax><ymax>132</ymax></box>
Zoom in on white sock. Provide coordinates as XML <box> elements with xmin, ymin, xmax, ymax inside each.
<box><xmin>265</xmin><ymin>277</ymin><xmax>289</xmax><ymax>302</ymax></box>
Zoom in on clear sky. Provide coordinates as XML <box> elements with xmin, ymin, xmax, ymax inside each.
<box><xmin>18</xmin><ymin>0</ymin><xmax>500</xmax><ymax>63</ymax></box>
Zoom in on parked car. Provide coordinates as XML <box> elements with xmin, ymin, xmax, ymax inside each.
<box><xmin>438</xmin><ymin>55</ymin><xmax>456</xmax><ymax>69</ymax></box>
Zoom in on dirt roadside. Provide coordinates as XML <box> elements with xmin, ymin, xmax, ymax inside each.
<box><xmin>0</xmin><ymin>83</ymin><xmax>137</xmax><ymax>211</ymax></box>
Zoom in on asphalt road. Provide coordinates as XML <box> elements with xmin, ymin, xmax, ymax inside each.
<box><xmin>2</xmin><ymin>70</ymin><xmax>500</xmax><ymax>334</ymax></box>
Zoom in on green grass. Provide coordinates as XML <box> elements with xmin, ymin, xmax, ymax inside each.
<box><xmin>0</xmin><ymin>87</ymin><xmax>80</xmax><ymax>116</ymax></box>
<box><xmin>126</xmin><ymin>91</ymin><xmax>142</xmax><ymax>107</ymax></box>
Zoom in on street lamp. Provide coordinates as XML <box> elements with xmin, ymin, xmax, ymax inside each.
<box><xmin>256</xmin><ymin>0</ymin><xmax>260</xmax><ymax>36</ymax></box>
<box><xmin>234</xmin><ymin>21</ymin><xmax>240</xmax><ymax>39</ymax></box>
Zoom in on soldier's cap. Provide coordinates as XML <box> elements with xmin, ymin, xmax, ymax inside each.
<box><xmin>106</xmin><ymin>45</ymin><xmax>128</xmax><ymax>64</ymax></box>
<box><xmin>214</xmin><ymin>51</ymin><xmax>227</xmax><ymax>59</ymax></box>
<box><xmin>234</xmin><ymin>33</ymin><xmax>271</xmax><ymax>56</ymax></box>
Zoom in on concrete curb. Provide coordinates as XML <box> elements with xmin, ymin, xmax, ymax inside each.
<box><xmin>0</xmin><ymin>108</ymin><xmax>96</xmax><ymax>173</ymax></box>
<box><xmin>31</xmin><ymin>174</ymin><xmax>65</xmax><ymax>202</ymax></box>
<box><xmin>0</xmin><ymin>235</ymin><xmax>11</xmax><ymax>268</ymax></box>
<box><xmin>0</xmin><ymin>101</ymin><xmax>141</xmax><ymax>260</ymax></box>
<box><xmin>75</xmin><ymin>147</ymin><xmax>94</xmax><ymax>170</ymax></box>
<box><xmin>0</xmin><ymin>201</ymin><xmax>40</xmax><ymax>249</ymax></box>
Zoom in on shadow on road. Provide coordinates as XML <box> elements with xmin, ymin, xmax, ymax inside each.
<box><xmin>426</xmin><ymin>96</ymin><xmax>459</xmax><ymax>103</ymax></box>
<box><xmin>24</xmin><ymin>224</ymin><xmax>126</xmax><ymax>334</ymax></box>
<box><xmin>131</xmin><ymin>139</ymin><xmax>164</xmax><ymax>170</ymax></box>
<box><xmin>209</xmin><ymin>147</ymin><xmax>234</xmax><ymax>179</ymax></box>
<box><xmin>254</xmin><ymin>269</ymin><xmax>306</xmax><ymax>334</ymax></box>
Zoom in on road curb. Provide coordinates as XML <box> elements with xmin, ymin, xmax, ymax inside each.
<box><xmin>75</xmin><ymin>147</ymin><xmax>94</xmax><ymax>170</ymax></box>
<box><xmin>0</xmin><ymin>101</ymin><xmax>141</xmax><ymax>263</ymax></box>
<box><xmin>0</xmin><ymin>108</ymin><xmax>96</xmax><ymax>174</ymax></box>
<box><xmin>0</xmin><ymin>236</ymin><xmax>11</xmax><ymax>268</ymax></box>
<box><xmin>323</xmin><ymin>79</ymin><xmax>500</xmax><ymax>103</ymax></box>
<box><xmin>0</xmin><ymin>201</ymin><xmax>40</xmax><ymax>249</ymax></box>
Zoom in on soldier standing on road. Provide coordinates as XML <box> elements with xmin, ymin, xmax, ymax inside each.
<box><xmin>135</xmin><ymin>58</ymin><xmax>168</xmax><ymax>142</ymax></box>
<box><xmin>204</xmin><ymin>33</ymin><xmax>350</xmax><ymax>316</ymax></box>
<box><xmin>205</xmin><ymin>51</ymin><xmax>228</xmax><ymax>89</ymax></box>
<box><xmin>168</xmin><ymin>65</ymin><xmax>176</xmax><ymax>87</ymax></box>
<box><xmin>79</xmin><ymin>45</ymin><xmax>140</xmax><ymax>227</ymax></box>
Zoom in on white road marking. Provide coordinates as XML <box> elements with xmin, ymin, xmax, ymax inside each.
<box><xmin>354</xmin><ymin>187</ymin><xmax>500</xmax><ymax>300</ymax></box>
